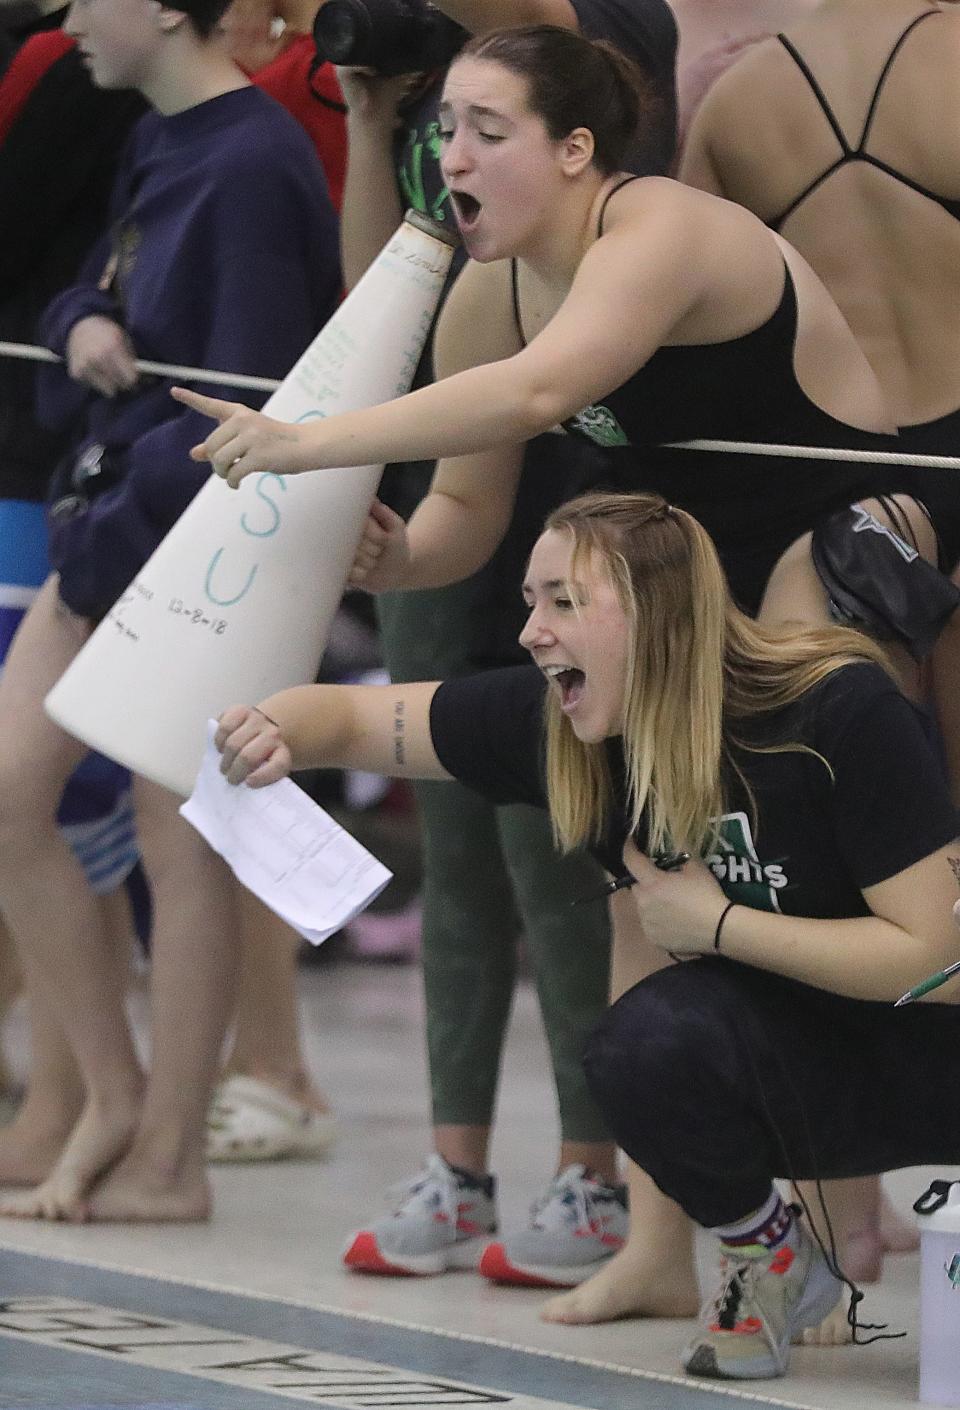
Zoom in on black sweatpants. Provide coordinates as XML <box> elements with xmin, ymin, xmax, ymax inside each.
<box><xmin>583</xmin><ymin>957</ymin><xmax>960</xmax><ymax>1228</ymax></box>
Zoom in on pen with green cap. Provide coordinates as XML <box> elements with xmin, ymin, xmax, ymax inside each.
<box><xmin>894</xmin><ymin>855</ymin><xmax>960</xmax><ymax>1007</ymax></box>
<box><xmin>895</xmin><ymin>957</ymin><xmax>960</xmax><ymax>1007</ymax></box>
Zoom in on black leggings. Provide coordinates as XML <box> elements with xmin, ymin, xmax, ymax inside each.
<box><xmin>583</xmin><ymin>958</ymin><xmax>960</xmax><ymax>1228</ymax></box>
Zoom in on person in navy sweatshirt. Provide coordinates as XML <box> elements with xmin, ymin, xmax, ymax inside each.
<box><xmin>0</xmin><ymin>0</ymin><xmax>339</xmax><ymax>1223</ymax></box>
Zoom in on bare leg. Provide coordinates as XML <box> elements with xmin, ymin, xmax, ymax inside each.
<box><xmin>99</xmin><ymin>885</ymin><xmax>138</xmax><ymax>979</ymax></box>
<box><xmin>85</xmin><ymin>775</ymin><xmax>240</xmax><ymax>1221</ymax></box>
<box><xmin>434</xmin><ymin>1124</ymin><xmax>490</xmax><ymax>1176</ymax></box>
<box><xmin>433</xmin><ymin>1124</ymin><xmax>617</xmax><ymax>1186</ymax></box>
<box><xmin>542</xmin><ymin>1159</ymin><xmax>698</xmax><ymax>1324</ymax></box>
<box><xmin>0</xmin><ymin>914</ymin><xmax>21</xmax><ymax>1013</ymax></box>
<box><xmin>0</xmin><ymin>985</ymin><xmax>85</xmax><ymax>1184</ymax></box>
<box><xmin>542</xmin><ymin>891</ymin><xmax>698</xmax><ymax>1324</ymax></box>
<box><xmin>0</xmin><ymin>879</ymin><xmax>139</xmax><ymax>1185</ymax></box>
<box><xmin>0</xmin><ymin>578</ymin><xmax>142</xmax><ymax>1219</ymax></box>
<box><xmin>557</xmin><ymin>1140</ymin><xmax>618</xmax><ymax>1186</ymax></box>
<box><xmin>0</xmin><ymin>915</ymin><xmax>23</xmax><ymax>1100</ymax></box>
<box><xmin>224</xmin><ymin>889</ymin><xmax>331</xmax><ymax>1112</ymax></box>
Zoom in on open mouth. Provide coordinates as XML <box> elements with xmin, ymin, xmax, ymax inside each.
<box><xmin>544</xmin><ymin>665</ymin><xmax>586</xmax><ymax>711</ymax></box>
<box><xmin>451</xmin><ymin>191</ymin><xmax>482</xmax><ymax>229</ymax></box>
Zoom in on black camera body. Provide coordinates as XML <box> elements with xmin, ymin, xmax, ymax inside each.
<box><xmin>313</xmin><ymin>0</ymin><xmax>466</xmax><ymax>77</ymax></box>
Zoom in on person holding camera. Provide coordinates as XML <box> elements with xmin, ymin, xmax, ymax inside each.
<box><xmin>310</xmin><ymin>0</ymin><xmax>678</xmax><ymax>1292</ymax></box>
<box><xmin>212</xmin><ymin>488</ymin><xmax>960</xmax><ymax>1383</ymax></box>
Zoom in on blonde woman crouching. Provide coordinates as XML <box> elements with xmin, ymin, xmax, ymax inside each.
<box><xmin>216</xmin><ymin>492</ymin><xmax>959</xmax><ymax>1383</ymax></box>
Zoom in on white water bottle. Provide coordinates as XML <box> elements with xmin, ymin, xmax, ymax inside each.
<box><xmin>915</xmin><ymin>1179</ymin><xmax>960</xmax><ymax>1405</ymax></box>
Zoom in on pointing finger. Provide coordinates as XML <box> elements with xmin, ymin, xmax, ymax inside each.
<box><xmin>171</xmin><ymin>385</ymin><xmax>241</xmax><ymax>421</ymax></box>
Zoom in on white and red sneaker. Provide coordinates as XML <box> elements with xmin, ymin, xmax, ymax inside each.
<box><xmin>342</xmin><ymin>1154</ymin><xmax>497</xmax><ymax>1276</ymax></box>
<box><xmin>479</xmin><ymin>1164</ymin><xmax>628</xmax><ymax>1288</ymax></box>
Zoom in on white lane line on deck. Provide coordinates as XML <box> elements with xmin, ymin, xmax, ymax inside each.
<box><xmin>0</xmin><ymin>1243</ymin><xmax>822</xmax><ymax>1410</ymax></box>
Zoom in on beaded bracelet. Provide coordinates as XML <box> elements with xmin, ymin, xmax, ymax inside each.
<box><xmin>713</xmin><ymin>901</ymin><xmax>737</xmax><ymax>952</ymax></box>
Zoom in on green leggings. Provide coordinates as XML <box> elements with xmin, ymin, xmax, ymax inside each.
<box><xmin>377</xmin><ymin>573</ymin><xmax>612</xmax><ymax>1143</ymax></box>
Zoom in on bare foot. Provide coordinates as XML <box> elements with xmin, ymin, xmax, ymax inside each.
<box><xmin>540</xmin><ymin>1244</ymin><xmax>699</xmax><ymax>1324</ymax></box>
<box><xmin>0</xmin><ymin>1103</ymin><xmax>77</xmax><ymax>1186</ymax></box>
<box><xmin>797</xmin><ymin>1296</ymin><xmax>851</xmax><ymax>1347</ymax></box>
<box><xmin>83</xmin><ymin>1149</ymin><xmax>211</xmax><ymax>1223</ymax></box>
<box><xmin>0</xmin><ymin>1090</ymin><xmax>140</xmax><ymax>1221</ymax></box>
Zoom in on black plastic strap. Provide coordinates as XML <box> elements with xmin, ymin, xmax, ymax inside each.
<box><xmin>914</xmin><ymin>1179</ymin><xmax>959</xmax><ymax>1216</ymax></box>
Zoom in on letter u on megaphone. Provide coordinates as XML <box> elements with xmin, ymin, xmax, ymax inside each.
<box><xmin>44</xmin><ymin>212</ymin><xmax>457</xmax><ymax>796</ymax></box>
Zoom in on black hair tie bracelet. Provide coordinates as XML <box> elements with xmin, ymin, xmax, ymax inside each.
<box><xmin>714</xmin><ymin>901</ymin><xmax>737</xmax><ymax>952</ymax></box>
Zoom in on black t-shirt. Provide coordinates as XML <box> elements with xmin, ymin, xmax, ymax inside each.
<box><xmin>429</xmin><ymin>661</ymin><xmax>959</xmax><ymax>918</ymax></box>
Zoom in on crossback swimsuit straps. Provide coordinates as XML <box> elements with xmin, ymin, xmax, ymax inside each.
<box><xmin>769</xmin><ymin>11</ymin><xmax>960</xmax><ymax>232</ymax></box>
<box><xmin>767</xmin><ymin>11</ymin><xmax>960</xmax><ymax>571</ymax></box>
<box><xmin>509</xmin><ymin>179</ymin><xmax>905</xmax><ymax>614</ymax></box>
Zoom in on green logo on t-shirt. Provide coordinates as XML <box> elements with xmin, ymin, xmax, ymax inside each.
<box><xmin>704</xmin><ymin>811</ymin><xmax>788</xmax><ymax>913</ymax></box>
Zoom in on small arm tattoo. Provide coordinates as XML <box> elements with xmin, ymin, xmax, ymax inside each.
<box><xmin>393</xmin><ymin>698</ymin><xmax>406</xmax><ymax>767</ymax></box>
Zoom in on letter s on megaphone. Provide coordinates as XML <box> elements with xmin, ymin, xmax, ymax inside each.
<box><xmin>44</xmin><ymin>212</ymin><xmax>457</xmax><ymax>796</ymax></box>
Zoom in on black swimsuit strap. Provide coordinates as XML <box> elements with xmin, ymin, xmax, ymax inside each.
<box><xmin>858</xmin><ymin>10</ymin><xmax>936</xmax><ymax>150</ymax></box>
<box><xmin>771</xmin><ymin>12</ymin><xmax>940</xmax><ymax>230</ymax></box>
<box><xmin>778</xmin><ymin>11</ymin><xmax>937</xmax><ymax>156</ymax></box>
<box><xmin>777</xmin><ymin>33</ymin><xmax>851</xmax><ymax>154</ymax></box>
<box><xmin>510</xmin><ymin>176</ymin><xmax>641</xmax><ymax>348</ymax></box>
<box><xmin>509</xmin><ymin>258</ymin><xmax>526</xmax><ymax>348</ymax></box>
<box><xmin>597</xmin><ymin>174</ymin><xmax>641</xmax><ymax>235</ymax></box>
<box><xmin>860</xmin><ymin>151</ymin><xmax>959</xmax><ymax>209</ymax></box>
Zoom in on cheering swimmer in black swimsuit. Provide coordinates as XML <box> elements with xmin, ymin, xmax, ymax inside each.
<box><xmin>682</xmin><ymin>0</ymin><xmax>960</xmax><ymax>788</ymax></box>
<box><xmin>177</xmin><ymin>25</ymin><xmax>954</xmax><ymax>629</ymax></box>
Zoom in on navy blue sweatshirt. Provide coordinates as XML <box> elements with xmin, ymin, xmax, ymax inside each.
<box><xmin>39</xmin><ymin>85</ymin><xmax>341</xmax><ymax>619</ymax></box>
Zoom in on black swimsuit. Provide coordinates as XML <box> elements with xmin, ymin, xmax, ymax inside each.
<box><xmin>510</xmin><ymin>180</ymin><xmax>908</xmax><ymax>613</ymax></box>
<box><xmin>763</xmin><ymin>12</ymin><xmax>960</xmax><ymax>572</ymax></box>
<box><xmin>768</xmin><ymin>11</ymin><xmax>960</xmax><ymax>232</ymax></box>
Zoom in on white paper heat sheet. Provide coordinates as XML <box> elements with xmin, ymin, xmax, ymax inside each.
<box><xmin>181</xmin><ymin>722</ymin><xmax>392</xmax><ymax>944</ymax></box>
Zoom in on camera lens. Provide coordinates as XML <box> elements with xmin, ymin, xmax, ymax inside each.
<box><xmin>312</xmin><ymin>0</ymin><xmax>466</xmax><ymax>74</ymax></box>
<box><xmin>313</xmin><ymin>0</ymin><xmax>373</xmax><ymax>66</ymax></box>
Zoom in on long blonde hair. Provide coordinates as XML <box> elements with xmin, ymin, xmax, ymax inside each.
<box><xmin>543</xmin><ymin>492</ymin><xmax>894</xmax><ymax>856</ymax></box>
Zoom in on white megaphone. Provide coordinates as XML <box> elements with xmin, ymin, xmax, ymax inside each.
<box><xmin>45</xmin><ymin>211</ymin><xmax>457</xmax><ymax>796</ymax></box>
